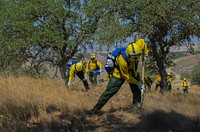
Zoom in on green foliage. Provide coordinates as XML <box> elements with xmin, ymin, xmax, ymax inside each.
<box><xmin>180</xmin><ymin>72</ymin><xmax>191</xmax><ymax>81</ymax></box>
<box><xmin>84</xmin><ymin>0</ymin><xmax>199</xmax><ymax>88</ymax></box>
<box><xmin>170</xmin><ymin>72</ymin><xmax>176</xmax><ymax>80</ymax></box>
<box><xmin>191</xmin><ymin>61</ymin><xmax>200</xmax><ymax>85</ymax></box>
<box><xmin>74</xmin><ymin>53</ymin><xmax>85</xmax><ymax>60</ymax></box>
<box><xmin>187</xmin><ymin>45</ymin><xmax>195</xmax><ymax>55</ymax></box>
<box><xmin>0</xmin><ymin>0</ymin><xmax>95</xmax><ymax>78</ymax></box>
<box><xmin>145</xmin><ymin>61</ymin><xmax>158</xmax><ymax>77</ymax></box>
<box><xmin>86</xmin><ymin>0</ymin><xmax>199</xmax><ymax>45</ymax></box>
<box><xmin>18</xmin><ymin>66</ymin><xmax>48</xmax><ymax>78</ymax></box>
<box><xmin>0</xmin><ymin>65</ymin><xmax>48</xmax><ymax>78</ymax></box>
<box><xmin>169</xmin><ymin>52</ymin><xmax>188</xmax><ymax>59</ymax></box>
<box><xmin>0</xmin><ymin>0</ymin><xmax>199</xmax><ymax>81</ymax></box>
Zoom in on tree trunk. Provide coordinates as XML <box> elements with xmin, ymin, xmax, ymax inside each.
<box><xmin>59</xmin><ymin>61</ymin><xmax>67</xmax><ymax>80</ymax></box>
<box><xmin>58</xmin><ymin>47</ymin><xmax>77</xmax><ymax>80</ymax></box>
<box><xmin>151</xmin><ymin>42</ymin><xmax>167</xmax><ymax>92</ymax></box>
<box><xmin>157</xmin><ymin>60</ymin><xmax>167</xmax><ymax>92</ymax></box>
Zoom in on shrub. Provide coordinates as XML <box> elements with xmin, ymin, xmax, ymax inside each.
<box><xmin>180</xmin><ymin>72</ymin><xmax>191</xmax><ymax>80</ymax></box>
<box><xmin>0</xmin><ymin>66</ymin><xmax>48</xmax><ymax>78</ymax></box>
<box><xmin>170</xmin><ymin>72</ymin><xmax>176</xmax><ymax>80</ymax></box>
<box><xmin>191</xmin><ymin>61</ymin><xmax>200</xmax><ymax>85</ymax></box>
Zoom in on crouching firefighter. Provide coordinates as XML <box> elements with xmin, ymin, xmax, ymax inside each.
<box><xmin>67</xmin><ymin>62</ymin><xmax>90</xmax><ymax>91</ymax></box>
<box><xmin>65</xmin><ymin>59</ymin><xmax>80</xmax><ymax>87</ymax></box>
<box><xmin>87</xmin><ymin>38</ymin><xmax>148</xmax><ymax>115</ymax></box>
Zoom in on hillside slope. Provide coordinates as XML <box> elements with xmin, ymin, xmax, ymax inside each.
<box><xmin>167</xmin><ymin>54</ymin><xmax>200</xmax><ymax>87</ymax></box>
<box><xmin>66</xmin><ymin>54</ymin><xmax>200</xmax><ymax>131</ymax></box>
<box><xmin>172</xmin><ymin>53</ymin><xmax>200</xmax><ymax>75</ymax></box>
<box><xmin>0</xmin><ymin>54</ymin><xmax>200</xmax><ymax>131</ymax></box>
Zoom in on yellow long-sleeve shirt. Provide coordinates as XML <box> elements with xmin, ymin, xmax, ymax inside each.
<box><xmin>166</xmin><ymin>75</ymin><xmax>172</xmax><ymax>84</ymax></box>
<box><xmin>155</xmin><ymin>75</ymin><xmax>161</xmax><ymax>84</ymax></box>
<box><xmin>112</xmin><ymin>38</ymin><xmax>149</xmax><ymax>84</ymax></box>
<box><xmin>86</xmin><ymin>60</ymin><xmax>102</xmax><ymax>71</ymax></box>
<box><xmin>112</xmin><ymin>54</ymin><xmax>139</xmax><ymax>84</ymax></box>
<box><xmin>144</xmin><ymin>76</ymin><xmax>152</xmax><ymax>86</ymax></box>
<box><xmin>69</xmin><ymin>63</ymin><xmax>87</xmax><ymax>82</ymax></box>
<box><xmin>181</xmin><ymin>81</ymin><xmax>190</xmax><ymax>87</ymax></box>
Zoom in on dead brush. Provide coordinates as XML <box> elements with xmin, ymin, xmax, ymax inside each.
<box><xmin>0</xmin><ymin>76</ymin><xmax>199</xmax><ymax>131</ymax></box>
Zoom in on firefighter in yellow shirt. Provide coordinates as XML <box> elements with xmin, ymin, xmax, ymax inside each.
<box><xmin>166</xmin><ymin>72</ymin><xmax>172</xmax><ymax>92</ymax></box>
<box><xmin>86</xmin><ymin>54</ymin><xmax>102</xmax><ymax>86</ymax></box>
<box><xmin>155</xmin><ymin>74</ymin><xmax>161</xmax><ymax>91</ymax></box>
<box><xmin>67</xmin><ymin>62</ymin><xmax>90</xmax><ymax>91</ymax></box>
<box><xmin>181</xmin><ymin>78</ymin><xmax>190</xmax><ymax>94</ymax></box>
<box><xmin>87</xmin><ymin>38</ymin><xmax>148</xmax><ymax>115</ymax></box>
<box><xmin>144</xmin><ymin>76</ymin><xmax>153</xmax><ymax>92</ymax></box>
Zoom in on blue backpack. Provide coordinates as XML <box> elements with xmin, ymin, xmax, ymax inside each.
<box><xmin>66</xmin><ymin>60</ymin><xmax>80</xmax><ymax>69</ymax></box>
<box><xmin>104</xmin><ymin>47</ymin><xmax>128</xmax><ymax>75</ymax></box>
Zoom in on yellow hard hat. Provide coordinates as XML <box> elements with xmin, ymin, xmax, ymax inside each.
<box><xmin>135</xmin><ymin>39</ymin><xmax>148</xmax><ymax>54</ymax></box>
<box><xmin>126</xmin><ymin>43</ymin><xmax>141</xmax><ymax>59</ymax></box>
<box><xmin>167</xmin><ymin>72</ymin><xmax>171</xmax><ymax>75</ymax></box>
<box><xmin>75</xmin><ymin>62</ymin><xmax>83</xmax><ymax>71</ymax></box>
<box><xmin>90</xmin><ymin>54</ymin><xmax>96</xmax><ymax>59</ymax></box>
<box><xmin>184</xmin><ymin>78</ymin><xmax>187</xmax><ymax>81</ymax></box>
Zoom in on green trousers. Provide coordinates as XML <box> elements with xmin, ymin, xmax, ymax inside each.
<box><xmin>89</xmin><ymin>74</ymin><xmax>97</xmax><ymax>86</ymax></box>
<box><xmin>93</xmin><ymin>76</ymin><xmax>141</xmax><ymax>111</ymax></box>
<box><xmin>183</xmin><ymin>86</ymin><xmax>189</xmax><ymax>95</ymax></box>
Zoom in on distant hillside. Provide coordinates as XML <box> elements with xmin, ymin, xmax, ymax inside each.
<box><xmin>172</xmin><ymin>54</ymin><xmax>200</xmax><ymax>75</ymax></box>
<box><xmin>170</xmin><ymin>44</ymin><xmax>200</xmax><ymax>52</ymax></box>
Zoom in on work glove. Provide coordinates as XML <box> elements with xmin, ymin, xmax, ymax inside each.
<box><xmin>86</xmin><ymin>68</ymin><xmax>89</xmax><ymax>73</ymax></box>
<box><xmin>82</xmin><ymin>76</ymin><xmax>87</xmax><ymax>81</ymax></box>
<box><xmin>67</xmin><ymin>82</ymin><xmax>71</xmax><ymax>87</ymax></box>
<box><xmin>99</xmin><ymin>68</ymin><xmax>102</xmax><ymax>73</ymax></box>
<box><xmin>137</xmin><ymin>81</ymin><xmax>145</xmax><ymax>92</ymax></box>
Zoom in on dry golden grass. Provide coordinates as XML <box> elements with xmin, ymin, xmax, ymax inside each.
<box><xmin>0</xmin><ymin>76</ymin><xmax>200</xmax><ymax>131</ymax></box>
<box><xmin>1</xmin><ymin>54</ymin><xmax>200</xmax><ymax>131</ymax></box>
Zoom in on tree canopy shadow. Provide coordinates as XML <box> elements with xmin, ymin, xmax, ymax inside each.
<box><xmin>84</xmin><ymin>110</ymin><xmax>200</xmax><ymax>132</ymax></box>
<box><xmin>19</xmin><ymin>108</ymin><xmax>200</xmax><ymax>132</ymax></box>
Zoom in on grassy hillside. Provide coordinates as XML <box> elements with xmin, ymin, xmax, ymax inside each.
<box><xmin>0</xmin><ymin>76</ymin><xmax>200</xmax><ymax>131</ymax></box>
<box><xmin>0</xmin><ymin>53</ymin><xmax>200</xmax><ymax>131</ymax></box>
<box><xmin>172</xmin><ymin>54</ymin><xmax>200</xmax><ymax>75</ymax></box>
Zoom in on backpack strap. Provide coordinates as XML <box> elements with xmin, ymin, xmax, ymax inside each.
<box><xmin>114</xmin><ymin>50</ymin><xmax>129</xmax><ymax>71</ymax></box>
<box><xmin>89</xmin><ymin>60</ymin><xmax>99</xmax><ymax>70</ymax></box>
<box><xmin>121</xmin><ymin>51</ymin><xmax>128</xmax><ymax>63</ymax></box>
<box><xmin>95</xmin><ymin>60</ymin><xmax>98</xmax><ymax>69</ymax></box>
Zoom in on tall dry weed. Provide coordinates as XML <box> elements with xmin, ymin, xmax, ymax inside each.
<box><xmin>0</xmin><ymin>77</ymin><xmax>199</xmax><ymax>131</ymax></box>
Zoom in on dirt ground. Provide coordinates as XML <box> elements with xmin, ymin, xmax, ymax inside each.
<box><xmin>73</xmin><ymin>53</ymin><xmax>200</xmax><ymax>131</ymax></box>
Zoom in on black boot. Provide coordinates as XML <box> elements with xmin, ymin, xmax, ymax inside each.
<box><xmin>83</xmin><ymin>80</ymin><xmax>90</xmax><ymax>90</ymax></box>
<box><xmin>86</xmin><ymin>108</ymin><xmax>98</xmax><ymax>115</ymax></box>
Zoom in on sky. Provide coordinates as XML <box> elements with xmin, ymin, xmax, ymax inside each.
<box><xmin>86</xmin><ymin>36</ymin><xmax>200</xmax><ymax>53</ymax></box>
<box><xmin>192</xmin><ymin>37</ymin><xmax>200</xmax><ymax>44</ymax></box>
